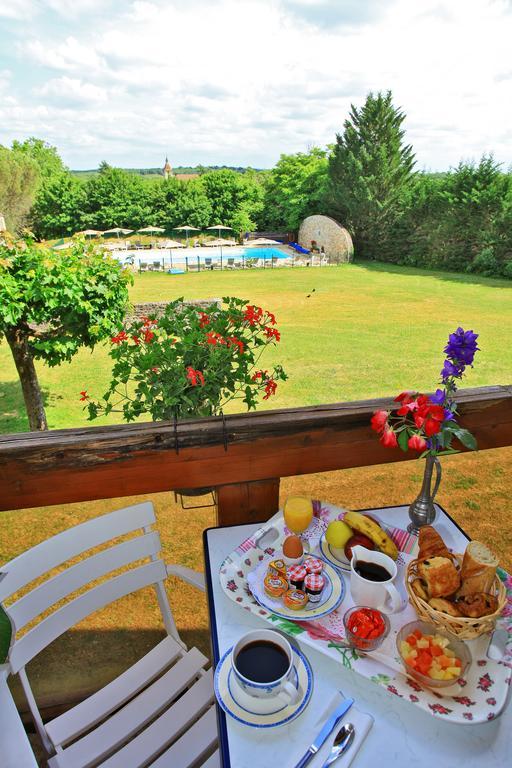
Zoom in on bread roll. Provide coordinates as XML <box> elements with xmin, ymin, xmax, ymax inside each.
<box><xmin>418</xmin><ymin>556</ymin><xmax>461</xmax><ymax>598</ymax></box>
<box><xmin>418</xmin><ymin>526</ymin><xmax>452</xmax><ymax>561</ymax></box>
<box><xmin>428</xmin><ymin>597</ymin><xmax>462</xmax><ymax>617</ymax></box>
<box><xmin>457</xmin><ymin>541</ymin><xmax>498</xmax><ymax>597</ymax></box>
<box><xmin>457</xmin><ymin>592</ymin><xmax>498</xmax><ymax>618</ymax></box>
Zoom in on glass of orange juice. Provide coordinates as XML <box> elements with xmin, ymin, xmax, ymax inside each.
<box><xmin>283</xmin><ymin>496</ymin><xmax>313</xmax><ymax>549</ymax></box>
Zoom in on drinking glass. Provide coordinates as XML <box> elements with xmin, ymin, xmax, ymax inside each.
<box><xmin>283</xmin><ymin>496</ymin><xmax>313</xmax><ymax>550</ymax></box>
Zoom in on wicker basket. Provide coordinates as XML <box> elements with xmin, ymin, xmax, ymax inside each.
<box><xmin>406</xmin><ymin>555</ymin><xmax>507</xmax><ymax>640</ymax></box>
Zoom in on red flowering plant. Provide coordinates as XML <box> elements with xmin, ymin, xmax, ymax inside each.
<box><xmin>371</xmin><ymin>327</ymin><xmax>479</xmax><ymax>456</ymax></box>
<box><xmin>83</xmin><ymin>297</ymin><xmax>286</xmax><ymax>422</ymax></box>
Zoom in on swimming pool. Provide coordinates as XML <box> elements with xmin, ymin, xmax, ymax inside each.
<box><xmin>116</xmin><ymin>245</ymin><xmax>290</xmax><ymax>268</ymax></box>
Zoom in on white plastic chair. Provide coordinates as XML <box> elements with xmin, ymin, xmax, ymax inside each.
<box><xmin>0</xmin><ymin>502</ymin><xmax>219</xmax><ymax>768</ymax></box>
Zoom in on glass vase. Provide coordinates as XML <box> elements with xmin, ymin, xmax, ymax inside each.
<box><xmin>407</xmin><ymin>454</ymin><xmax>442</xmax><ymax>534</ymax></box>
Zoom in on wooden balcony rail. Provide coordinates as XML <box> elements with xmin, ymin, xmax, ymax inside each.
<box><xmin>0</xmin><ymin>385</ymin><xmax>511</xmax><ymax>525</ymax></box>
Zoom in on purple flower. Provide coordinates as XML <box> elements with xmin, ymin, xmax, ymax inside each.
<box><xmin>443</xmin><ymin>408</ymin><xmax>455</xmax><ymax>421</ymax></box>
<box><xmin>430</xmin><ymin>388</ymin><xmax>446</xmax><ymax>406</ymax></box>
<box><xmin>444</xmin><ymin>327</ymin><xmax>479</xmax><ymax>366</ymax></box>
<box><xmin>441</xmin><ymin>359</ymin><xmax>464</xmax><ymax>382</ymax></box>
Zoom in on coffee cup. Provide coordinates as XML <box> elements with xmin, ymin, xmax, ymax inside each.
<box><xmin>231</xmin><ymin>629</ymin><xmax>299</xmax><ymax>707</ymax></box>
<box><xmin>349</xmin><ymin>545</ymin><xmax>402</xmax><ymax>614</ymax></box>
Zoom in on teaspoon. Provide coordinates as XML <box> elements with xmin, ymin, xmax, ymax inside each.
<box><xmin>322</xmin><ymin>722</ymin><xmax>355</xmax><ymax>767</ymax></box>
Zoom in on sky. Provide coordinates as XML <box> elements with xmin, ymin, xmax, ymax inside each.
<box><xmin>0</xmin><ymin>0</ymin><xmax>511</xmax><ymax>171</ymax></box>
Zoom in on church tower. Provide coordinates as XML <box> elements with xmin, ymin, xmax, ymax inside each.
<box><xmin>163</xmin><ymin>156</ymin><xmax>173</xmax><ymax>180</ymax></box>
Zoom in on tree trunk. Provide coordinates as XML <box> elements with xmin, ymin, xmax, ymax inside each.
<box><xmin>5</xmin><ymin>327</ymin><xmax>48</xmax><ymax>431</ymax></box>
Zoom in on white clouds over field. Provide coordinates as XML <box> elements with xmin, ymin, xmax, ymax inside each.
<box><xmin>0</xmin><ymin>0</ymin><xmax>511</xmax><ymax>170</ymax></box>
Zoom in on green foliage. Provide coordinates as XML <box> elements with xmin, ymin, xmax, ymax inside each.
<box><xmin>0</xmin><ymin>146</ymin><xmax>40</xmax><ymax>232</ymax></box>
<box><xmin>12</xmin><ymin>137</ymin><xmax>66</xmax><ymax>179</ymax></box>
<box><xmin>262</xmin><ymin>148</ymin><xmax>329</xmax><ymax>231</ymax></box>
<box><xmin>30</xmin><ymin>172</ymin><xmax>86</xmax><ymax>239</ymax></box>
<box><xmin>328</xmin><ymin>90</ymin><xmax>415</xmax><ymax>258</ymax></box>
<box><xmin>149</xmin><ymin>177</ymin><xmax>212</xmax><ymax>230</ymax></box>
<box><xmin>86</xmin><ymin>298</ymin><xmax>287</xmax><ymax>422</ymax></box>
<box><xmin>388</xmin><ymin>156</ymin><xmax>512</xmax><ymax>277</ymax></box>
<box><xmin>81</xmin><ymin>165</ymin><xmax>152</xmax><ymax>229</ymax></box>
<box><xmin>0</xmin><ymin>235</ymin><xmax>132</xmax><ymax>366</ymax></box>
<box><xmin>201</xmin><ymin>169</ymin><xmax>263</xmax><ymax>233</ymax></box>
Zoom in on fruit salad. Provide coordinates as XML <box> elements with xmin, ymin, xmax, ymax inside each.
<box><xmin>399</xmin><ymin>629</ymin><xmax>463</xmax><ymax>681</ymax></box>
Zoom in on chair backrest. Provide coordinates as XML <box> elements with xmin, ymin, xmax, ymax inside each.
<box><xmin>0</xmin><ymin>502</ymin><xmax>177</xmax><ymax>675</ymax></box>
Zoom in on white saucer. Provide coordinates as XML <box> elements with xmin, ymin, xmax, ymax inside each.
<box><xmin>214</xmin><ymin>644</ymin><xmax>313</xmax><ymax>727</ymax></box>
<box><xmin>319</xmin><ymin>533</ymin><xmax>351</xmax><ymax>572</ymax></box>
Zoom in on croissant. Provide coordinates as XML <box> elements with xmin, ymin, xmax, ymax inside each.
<box><xmin>457</xmin><ymin>592</ymin><xmax>498</xmax><ymax>618</ymax></box>
<box><xmin>418</xmin><ymin>526</ymin><xmax>452</xmax><ymax>561</ymax></box>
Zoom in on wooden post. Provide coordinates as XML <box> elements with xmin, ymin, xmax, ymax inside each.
<box><xmin>216</xmin><ymin>478</ymin><xmax>280</xmax><ymax>526</ymax></box>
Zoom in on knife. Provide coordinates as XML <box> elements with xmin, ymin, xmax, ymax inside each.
<box><xmin>293</xmin><ymin>697</ymin><xmax>354</xmax><ymax>768</ymax></box>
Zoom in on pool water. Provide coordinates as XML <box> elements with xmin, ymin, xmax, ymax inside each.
<box><xmin>117</xmin><ymin>245</ymin><xmax>289</xmax><ymax>267</ymax></box>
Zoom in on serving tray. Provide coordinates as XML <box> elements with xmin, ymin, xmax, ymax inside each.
<box><xmin>218</xmin><ymin>501</ymin><xmax>512</xmax><ymax>725</ymax></box>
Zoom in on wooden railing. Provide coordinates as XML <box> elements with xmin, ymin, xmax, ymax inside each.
<box><xmin>0</xmin><ymin>385</ymin><xmax>511</xmax><ymax>525</ymax></box>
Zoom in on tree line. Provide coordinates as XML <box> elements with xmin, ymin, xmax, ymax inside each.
<box><xmin>1</xmin><ymin>90</ymin><xmax>511</xmax><ymax>278</ymax></box>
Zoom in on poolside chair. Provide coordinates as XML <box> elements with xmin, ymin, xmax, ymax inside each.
<box><xmin>0</xmin><ymin>502</ymin><xmax>219</xmax><ymax>768</ymax></box>
<box><xmin>226</xmin><ymin>257</ymin><xmax>236</xmax><ymax>269</ymax></box>
<box><xmin>204</xmin><ymin>257</ymin><xmax>214</xmax><ymax>270</ymax></box>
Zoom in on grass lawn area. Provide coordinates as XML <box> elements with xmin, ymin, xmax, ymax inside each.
<box><xmin>2</xmin><ymin>261</ymin><xmax>511</xmax><ymax>724</ymax></box>
<box><xmin>1</xmin><ymin>261</ymin><xmax>511</xmax><ymax>432</ymax></box>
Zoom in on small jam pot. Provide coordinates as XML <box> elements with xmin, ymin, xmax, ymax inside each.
<box><xmin>304</xmin><ymin>557</ymin><xmax>323</xmax><ymax>575</ymax></box>
<box><xmin>287</xmin><ymin>564</ymin><xmax>307</xmax><ymax>590</ymax></box>
<box><xmin>304</xmin><ymin>573</ymin><xmax>325</xmax><ymax>603</ymax></box>
<box><xmin>343</xmin><ymin>606</ymin><xmax>390</xmax><ymax>651</ymax></box>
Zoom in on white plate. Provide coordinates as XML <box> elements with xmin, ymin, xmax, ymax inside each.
<box><xmin>319</xmin><ymin>533</ymin><xmax>352</xmax><ymax>572</ymax></box>
<box><xmin>247</xmin><ymin>558</ymin><xmax>346</xmax><ymax>621</ymax></box>
<box><xmin>214</xmin><ymin>644</ymin><xmax>313</xmax><ymax>728</ymax></box>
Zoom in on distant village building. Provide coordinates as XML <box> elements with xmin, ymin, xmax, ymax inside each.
<box><xmin>162</xmin><ymin>157</ymin><xmax>199</xmax><ymax>182</ymax></box>
<box><xmin>163</xmin><ymin>157</ymin><xmax>172</xmax><ymax>180</ymax></box>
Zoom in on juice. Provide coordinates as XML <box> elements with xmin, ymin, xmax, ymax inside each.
<box><xmin>283</xmin><ymin>496</ymin><xmax>313</xmax><ymax>534</ymax></box>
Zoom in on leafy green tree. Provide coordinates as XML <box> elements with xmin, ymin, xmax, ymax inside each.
<box><xmin>11</xmin><ymin>137</ymin><xmax>66</xmax><ymax>180</ymax></box>
<box><xmin>10</xmin><ymin>138</ymin><xmax>84</xmax><ymax>239</ymax></box>
<box><xmin>0</xmin><ymin>235</ymin><xmax>132</xmax><ymax>431</ymax></box>
<box><xmin>389</xmin><ymin>158</ymin><xmax>512</xmax><ymax>277</ymax></box>
<box><xmin>440</xmin><ymin>156</ymin><xmax>511</xmax><ymax>273</ymax></box>
<box><xmin>81</xmin><ymin>165</ymin><xmax>152</xmax><ymax>229</ymax></box>
<box><xmin>262</xmin><ymin>148</ymin><xmax>329</xmax><ymax>231</ymax></box>
<box><xmin>30</xmin><ymin>172</ymin><xmax>86</xmax><ymax>239</ymax></box>
<box><xmin>328</xmin><ymin>90</ymin><xmax>415</xmax><ymax>258</ymax></box>
<box><xmin>202</xmin><ymin>169</ymin><xmax>262</xmax><ymax>232</ymax></box>
<box><xmin>0</xmin><ymin>147</ymin><xmax>39</xmax><ymax>232</ymax></box>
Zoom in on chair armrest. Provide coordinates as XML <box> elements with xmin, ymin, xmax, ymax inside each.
<box><xmin>0</xmin><ymin>666</ymin><xmax>38</xmax><ymax>768</ymax></box>
<box><xmin>166</xmin><ymin>564</ymin><xmax>205</xmax><ymax>592</ymax></box>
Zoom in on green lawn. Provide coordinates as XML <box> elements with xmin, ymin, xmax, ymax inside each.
<box><xmin>1</xmin><ymin>261</ymin><xmax>511</xmax><ymax>433</ymax></box>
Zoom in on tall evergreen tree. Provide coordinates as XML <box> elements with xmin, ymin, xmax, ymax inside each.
<box><xmin>328</xmin><ymin>90</ymin><xmax>415</xmax><ymax>258</ymax></box>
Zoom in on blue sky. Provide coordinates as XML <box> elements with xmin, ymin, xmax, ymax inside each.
<box><xmin>1</xmin><ymin>0</ymin><xmax>511</xmax><ymax>170</ymax></box>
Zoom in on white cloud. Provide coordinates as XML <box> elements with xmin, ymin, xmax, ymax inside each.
<box><xmin>24</xmin><ymin>37</ymin><xmax>105</xmax><ymax>73</ymax></box>
<box><xmin>38</xmin><ymin>76</ymin><xmax>108</xmax><ymax>105</ymax></box>
<box><xmin>0</xmin><ymin>0</ymin><xmax>34</xmax><ymax>19</ymax></box>
<box><xmin>2</xmin><ymin>0</ymin><xmax>512</xmax><ymax>170</ymax></box>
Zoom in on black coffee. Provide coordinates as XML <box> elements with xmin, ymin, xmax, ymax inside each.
<box><xmin>235</xmin><ymin>641</ymin><xmax>289</xmax><ymax>683</ymax></box>
<box><xmin>355</xmin><ymin>560</ymin><xmax>391</xmax><ymax>582</ymax></box>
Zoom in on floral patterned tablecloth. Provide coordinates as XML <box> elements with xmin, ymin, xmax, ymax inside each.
<box><xmin>219</xmin><ymin>501</ymin><xmax>512</xmax><ymax>725</ymax></box>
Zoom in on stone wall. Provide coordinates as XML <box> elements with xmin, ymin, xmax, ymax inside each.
<box><xmin>298</xmin><ymin>215</ymin><xmax>353</xmax><ymax>263</ymax></box>
<box><xmin>128</xmin><ymin>298</ymin><xmax>222</xmax><ymax>321</ymax></box>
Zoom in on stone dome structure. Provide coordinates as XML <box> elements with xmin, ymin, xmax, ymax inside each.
<box><xmin>298</xmin><ymin>215</ymin><xmax>353</xmax><ymax>263</ymax></box>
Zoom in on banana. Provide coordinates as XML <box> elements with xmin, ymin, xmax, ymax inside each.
<box><xmin>344</xmin><ymin>510</ymin><xmax>398</xmax><ymax>560</ymax></box>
